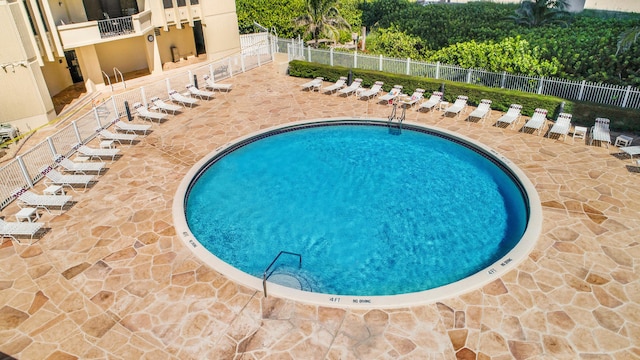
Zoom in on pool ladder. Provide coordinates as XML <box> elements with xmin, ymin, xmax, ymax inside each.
<box><xmin>263</xmin><ymin>250</ymin><xmax>302</xmax><ymax>297</ymax></box>
<box><xmin>387</xmin><ymin>101</ymin><xmax>406</xmax><ymax>130</ymax></box>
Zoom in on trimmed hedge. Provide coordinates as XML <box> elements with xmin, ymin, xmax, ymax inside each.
<box><xmin>288</xmin><ymin>60</ymin><xmax>640</xmax><ymax>133</ymax></box>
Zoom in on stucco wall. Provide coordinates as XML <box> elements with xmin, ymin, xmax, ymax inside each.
<box><xmin>156</xmin><ymin>26</ymin><xmax>197</xmax><ymax>64</ymax></box>
<box><xmin>95</xmin><ymin>37</ymin><xmax>150</xmax><ymax>74</ymax></box>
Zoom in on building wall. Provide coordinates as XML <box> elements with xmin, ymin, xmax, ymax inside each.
<box><xmin>95</xmin><ymin>37</ymin><xmax>150</xmax><ymax>74</ymax></box>
<box><xmin>41</xmin><ymin>57</ymin><xmax>74</xmax><ymax>96</ymax></box>
<box><xmin>200</xmin><ymin>0</ymin><xmax>241</xmax><ymax>60</ymax></box>
<box><xmin>156</xmin><ymin>25</ymin><xmax>197</xmax><ymax>64</ymax></box>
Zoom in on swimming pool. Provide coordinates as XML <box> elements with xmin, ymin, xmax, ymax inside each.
<box><xmin>173</xmin><ymin>119</ymin><xmax>542</xmax><ymax>308</ymax></box>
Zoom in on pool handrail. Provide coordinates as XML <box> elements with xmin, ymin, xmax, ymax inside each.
<box><xmin>263</xmin><ymin>250</ymin><xmax>302</xmax><ymax>297</ymax></box>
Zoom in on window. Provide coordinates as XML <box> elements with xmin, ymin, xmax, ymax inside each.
<box><xmin>190</xmin><ymin>0</ymin><xmax>199</xmax><ymax>4</ymax></box>
<box><xmin>163</xmin><ymin>0</ymin><xmax>172</xmax><ymax>9</ymax></box>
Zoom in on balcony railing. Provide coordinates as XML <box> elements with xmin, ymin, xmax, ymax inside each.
<box><xmin>98</xmin><ymin>16</ymin><xmax>134</xmax><ymax>39</ymax></box>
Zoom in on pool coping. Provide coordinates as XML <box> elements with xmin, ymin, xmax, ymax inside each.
<box><xmin>172</xmin><ymin>117</ymin><xmax>543</xmax><ymax>309</ymax></box>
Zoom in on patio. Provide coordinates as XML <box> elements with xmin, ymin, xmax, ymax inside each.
<box><xmin>1</xmin><ymin>62</ymin><xmax>639</xmax><ymax>359</ymax></box>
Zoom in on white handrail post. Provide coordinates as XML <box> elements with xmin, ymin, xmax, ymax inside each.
<box><xmin>354</xmin><ymin>49</ymin><xmax>357</xmax><ymax>68</ymax></box>
<box><xmin>501</xmin><ymin>71</ymin><xmax>506</xmax><ymax>88</ymax></box>
<box><xmin>46</xmin><ymin>137</ymin><xmax>57</xmax><ymax>158</ymax></box>
<box><xmin>330</xmin><ymin>48</ymin><xmax>334</xmax><ymax>66</ymax></box>
<box><xmin>538</xmin><ymin>76</ymin><xmax>544</xmax><ymax>95</ymax></box>
<box><xmin>208</xmin><ymin>63</ymin><xmax>214</xmax><ymax>79</ymax></box>
<box><xmin>166</xmin><ymin>78</ymin><xmax>171</xmax><ymax>94</ymax></box>
<box><xmin>16</xmin><ymin>156</ymin><xmax>34</xmax><ymax>188</ymax></box>
<box><xmin>379</xmin><ymin>54</ymin><xmax>383</xmax><ymax>71</ymax></box>
<box><xmin>188</xmin><ymin>70</ymin><xmax>193</xmax><ymax>85</ymax></box>
<box><xmin>93</xmin><ymin>106</ymin><xmax>102</xmax><ymax>128</ymax></box>
<box><xmin>622</xmin><ymin>85</ymin><xmax>631</xmax><ymax>108</ymax></box>
<box><xmin>72</xmin><ymin>120</ymin><xmax>82</xmax><ymax>145</ymax></box>
<box><xmin>467</xmin><ymin>69</ymin><xmax>472</xmax><ymax>84</ymax></box>
<box><xmin>240</xmin><ymin>54</ymin><xmax>245</xmax><ymax>73</ymax></box>
<box><xmin>307</xmin><ymin>45</ymin><xmax>311</xmax><ymax>61</ymax></box>
<box><xmin>228</xmin><ymin>57</ymin><xmax>233</xmax><ymax>76</ymax></box>
<box><xmin>110</xmin><ymin>96</ymin><xmax>118</xmax><ymax>118</ymax></box>
<box><xmin>406</xmin><ymin>57</ymin><xmax>410</xmax><ymax>75</ymax></box>
<box><xmin>141</xmin><ymin>87</ymin><xmax>147</xmax><ymax>107</ymax></box>
<box><xmin>578</xmin><ymin>80</ymin><xmax>585</xmax><ymax>101</ymax></box>
<box><xmin>436</xmin><ymin>62</ymin><xmax>440</xmax><ymax>80</ymax></box>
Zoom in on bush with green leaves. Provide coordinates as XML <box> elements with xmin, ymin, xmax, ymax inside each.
<box><xmin>365</xmin><ymin>25</ymin><xmax>425</xmax><ymax>59</ymax></box>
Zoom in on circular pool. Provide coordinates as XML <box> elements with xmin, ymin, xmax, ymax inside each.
<box><xmin>173</xmin><ymin>119</ymin><xmax>542</xmax><ymax>308</ymax></box>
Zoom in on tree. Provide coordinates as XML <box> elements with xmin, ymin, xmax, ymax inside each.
<box><xmin>366</xmin><ymin>25</ymin><xmax>425</xmax><ymax>59</ymax></box>
<box><xmin>294</xmin><ymin>0</ymin><xmax>351</xmax><ymax>48</ymax></box>
<box><xmin>510</xmin><ymin>0</ymin><xmax>571</xmax><ymax>28</ymax></box>
<box><xmin>617</xmin><ymin>26</ymin><xmax>640</xmax><ymax>54</ymax></box>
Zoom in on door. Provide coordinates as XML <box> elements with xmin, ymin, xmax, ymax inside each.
<box><xmin>64</xmin><ymin>50</ymin><xmax>83</xmax><ymax>83</ymax></box>
<box><xmin>193</xmin><ymin>20</ymin><xmax>206</xmax><ymax>55</ymax></box>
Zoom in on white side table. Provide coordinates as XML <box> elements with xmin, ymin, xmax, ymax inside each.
<box><xmin>16</xmin><ymin>207</ymin><xmax>39</xmax><ymax>222</ymax></box>
<box><xmin>438</xmin><ymin>101</ymin><xmax>449</xmax><ymax>111</ymax></box>
<box><xmin>100</xmin><ymin>140</ymin><xmax>115</xmax><ymax>149</ymax></box>
<box><xmin>573</xmin><ymin>126</ymin><xmax>587</xmax><ymax>140</ymax></box>
<box><xmin>44</xmin><ymin>185</ymin><xmax>65</xmax><ymax>196</ymax></box>
<box><xmin>615</xmin><ymin>135</ymin><xmax>633</xmax><ymax>147</ymax></box>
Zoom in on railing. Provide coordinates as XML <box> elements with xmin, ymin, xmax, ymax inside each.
<box><xmin>97</xmin><ymin>16</ymin><xmax>134</xmax><ymax>39</ymax></box>
<box><xmin>102</xmin><ymin>71</ymin><xmax>112</xmax><ymax>91</ymax></box>
<box><xmin>113</xmin><ymin>67</ymin><xmax>126</xmax><ymax>89</ymax></box>
<box><xmin>262</xmin><ymin>251</ymin><xmax>302</xmax><ymax>298</ymax></box>
<box><xmin>0</xmin><ymin>34</ymin><xmax>273</xmax><ymax>209</ymax></box>
<box><xmin>284</xmin><ymin>39</ymin><xmax>640</xmax><ymax>110</ymax></box>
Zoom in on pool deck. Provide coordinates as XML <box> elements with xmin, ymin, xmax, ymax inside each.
<box><xmin>1</xmin><ymin>62</ymin><xmax>639</xmax><ymax>359</ymax></box>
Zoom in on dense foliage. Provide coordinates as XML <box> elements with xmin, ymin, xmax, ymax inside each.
<box><xmin>236</xmin><ymin>0</ymin><xmax>640</xmax><ymax>86</ymax></box>
<box><xmin>294</xmin><ymin>0</ymin><xmax>351</xmax><ymax>47</ymax></box>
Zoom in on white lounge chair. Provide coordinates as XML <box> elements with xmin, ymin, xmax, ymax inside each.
<box><xmin>521</xmin><ymin>108</ymin><xmax>548</xmax><ymax>136</ymax></box>
<box><xmin>133</xmin><ymin>102</ymin><xmax>168</xmax><ymax>123</ymax></box>
<box><xmin>186</xmin><ymin>84</ymin><xmax>214</xmax><ymax>100</ymax></box>
<box><xmin>0</xmin><ymin>218</ymin><xmax>44</xmax><ymax>244</ymax></box>
<box><xmin>203</xmin><ymin>75</ymin><xmax>232</xmax><ymax>92</ymax></box>
<box><xmin>399</xmin><ymin>89</ymin><xmax>425</xmax><ymax>108</ymax></box>
<box><xmin>41</xmin><ymin>167</ymin><xmax>94</xmax><ymax>191</ymax></box>
<box><xmin>357</xmin><ymin>81</ymin><xmax>384</xmax><ymax>100</ymax></box>
<box><xmin>338</xmin><ymin>78</ymin><xmax>362</xmax><ymax>97</ymax></box>
<box><xmin>378</xmin><ymin>85</ymin><xmax>403</xmax><ymax>104</ymax></box>
<box><xmin>443</xmin><ymin>95</ymin><xmax>468</xmax><ymax>118</ymax></box>
<box><xmin>55</xmin><ymin>154</ymin><xmax>105</xmax><ymax>175</ymax></box>
<box><xmin>97</xmin><ymin>128</ymin><xmax>138</xmax><ymax>145</ymax></box>
<box><xmin>620</xmin><ymin>146</ymin><xmax>640</xmax><ymax>160</ymax></box>
<box><xmin>546</xmin><ymin>113</ymin><xmax>572</xmax><ymax>141</ymax></box>
<box><xmin>590</xmin><ymin>117</ymin><xmax>611</xmax><ymax>147</ymax></box>
<box><xmin>467</xmin><ymin>99</ymin><xmax>492</xmax><ymax>123</ymax></box>
<box><xmin>417</xmin><ymin>91</ymin><xmax>443</xmax><ymax>112</ymax></box>
<box><xmin>13</xmin><ymin>189</ymin><xmax>73</xmax><ymax>213</ymax></box>
<box><xmin>322</xmin><ymin>76</ymin><xmax>347</xmax><ymax>94</ymax></box>
<box><xmin>115</xmin><ymin>121</ymin><xmax>151</xmax><ymax>135</ymax></box>
<box><xmin>300</xmin><ymin>77</ymin><xmax>323</xmax><ymax>91</ymax></box>
<box><xmin>169</xmin><ymin>89</ymin><xmax>198</xmax><ymax>108</ymax></box>
<box><xmin>495</xmin><ymin>104</ymin><xmax>522</xmax><ymax>128</ymax></box>
<box><xmin>150</xmin><ymin>97</ymin><xmax>182</xmax><ymax>115</ymax></box>
<box><xmin>76</xmin><ymin>144</ymin><xmax>120</xmax><ymax>162</ymax></box>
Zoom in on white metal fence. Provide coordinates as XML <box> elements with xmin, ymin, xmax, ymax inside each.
<box><xmin>285</xmin><ymin>39</ymin><xmax>640</xmax><ymax>110</ymax></box>
<box><xmin>0</xmin><ymin>35</ymin><xmax>274</xmax><ymax>209</ymax></box>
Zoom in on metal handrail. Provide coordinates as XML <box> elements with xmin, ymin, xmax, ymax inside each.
<box><xmin>262</xmin><ymin>250</ymin><xmax>302</xmax><ymax>297</ymax></box>
<box><xmin>102</xmin><ymin>71</ymin><xmax>112</xmax><ymax>91</ymax></box>
<box><xmin>97</xmin><ymin>16</ymin><xmax>134</xmax><ymax>39</ymax></box>
<box><xmin>113</xmin><ymin>67</ymin><xmax>126</xmax><ymax>89</ymax></box>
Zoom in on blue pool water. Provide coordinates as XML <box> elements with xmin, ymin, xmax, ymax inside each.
<box><xmin>185</xmin><ymin>124</ymin><xmax>528</xmax><ymax>296</ymax></box>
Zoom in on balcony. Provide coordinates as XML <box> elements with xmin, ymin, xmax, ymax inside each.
<box><xmin>57</xmin><ymin>10</ymin><xmax>153</xmax><ymax>49</ymax></box>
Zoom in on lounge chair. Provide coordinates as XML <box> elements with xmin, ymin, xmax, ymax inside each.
<box><xmin>378</xmin><ymin>85</ymin><xmax>403</xmax><ymax>104</ymax></box>
<box><xmin>55</xmin><ymin>154</ymin><xmax>105</xmax><ymax>175</ymax></box>
<box><xmin>546</xmin><ymin>113</ymin><xmax>572</xmax><ymax>141</ymax></box>
<box><xmin>495</xmin><ymin>104</ymin><xmax>522</xmax><ymax>129</ymax></box>
<box><xmin>338</xmin><ymin>78</ymin><xmax>362</xmax><ymax>97</ymax></box>
<box><xmin>357</xmin><ymin>81</ymin><xmax>384</xmax><ymax>100</ymax></box>
<box><xmin>399</xmin><ymin>89</ymin><xmax>425</xmax><ymax>108</ymax></box>
<box><xmin>0</xmin><ymin>218</ymin><xmax>44</xmax><ymax>244</ymax></box>
<box><xmin>417</xmin><ymin>91</ymin><xmax>443</xmax><ymax>112</ymax></box>
<box><xmin>300</xmin><ymin>77</ymin><xmax>323</xmax><ymax>91</ymax></box>
<box><xmin>150</xmin><ymin>96</ymin><xmax>182</xmax><ymax>115</ymax></box>
<box><xmin>41</xmin><ymin>167</ymin><xmax>95</xmax><ymax>191</ymax></box>
<box><xmin>13</xmin><ymin>189</ymin><xmax>73</xmax><ymax>213</ymax></box>
<box><xmin>97</xmin><ymin>128</ymin><xmax>138</xmax><ymax>145</ymax></box>
<box><xmin>76</xmin><ymin>144</ymin><xmax>120</xmax><ymax>162</ymax></box>
<box><xmin>202</xmin><ymin>75</ymin><xmax>232</xmax><ymax>92</ymax></box>
<box><xmin>443</xmin><ymin>95</ymin><xmax>468</xmax><ymax>118</ymax></box>
<box><xmin>589</xmin><ymin>117</ymin><xmax>611</xmax><ymax>147</ymax></box>
<box><xmin>521</xmin><ymin>108</ymin><xmax>548</xmax><ymax>136</ymax></box>
<box><xmin>322</xmin><ymin>77</ymin><xmax>347</xmax><ymax>94</ymax></box>
<box><xmin>114</xmin><ymin>121</ymin><xmax>151</xmax><ymax>135</ymax></box>
<box><xmin>169</xmin><ymin>89</ymin><xmax>198</xmax><ymax>108</ymax></box>
<box><xmin>620</xmin><ymin>146</ymin><xmax>640</xmax><ymax>161</ymax></box>
<box><xmin>467</xmin><ymin>99</ymin><xmax>492</xmax><ymax>123</ymax></box>
<box><xmin>133</xmin><ymin>102</ymin><xmax>168</xmax><ymax>123</ymax></box>
<box><xmin>186</xmin><ymin>84</ymin><xmax>214</xmax><ymax>100</ymax></box>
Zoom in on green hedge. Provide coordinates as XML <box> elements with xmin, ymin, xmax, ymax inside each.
<box><xmin>288</xmin><ymin>60</ymin><xmax>639</xmax><ymax>132</ymax></box>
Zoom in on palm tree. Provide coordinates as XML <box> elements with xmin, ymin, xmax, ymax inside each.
<box><xmin>617</xmin><ymin>26</ymin><xmax>640</xmax><ymax>54</ymax></box>
<box><xmin>510</xmin><ymin>0</ymin><xmax>571</xmax><ymax>28</ymax></box>
<box><xmin>294</xmin><ymin>0</ymin><xmax>351</xmax><ymax>48</ymax></box>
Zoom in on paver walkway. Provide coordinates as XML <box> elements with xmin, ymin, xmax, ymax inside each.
<box><xmin>1</xmin><ymin>62</ymin><xmax>639</xmax><ymax>359</ymax></box>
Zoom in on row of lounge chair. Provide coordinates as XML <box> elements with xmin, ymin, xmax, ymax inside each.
<box><xmin>301</xmin><ymin>77</ymin><xmax>618</xmax><ymax>145</ymax></box>
<box><xmin>133</xmin><ymin>75</ymin><xmax>233</xmax><ymax>122</ymax></box>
